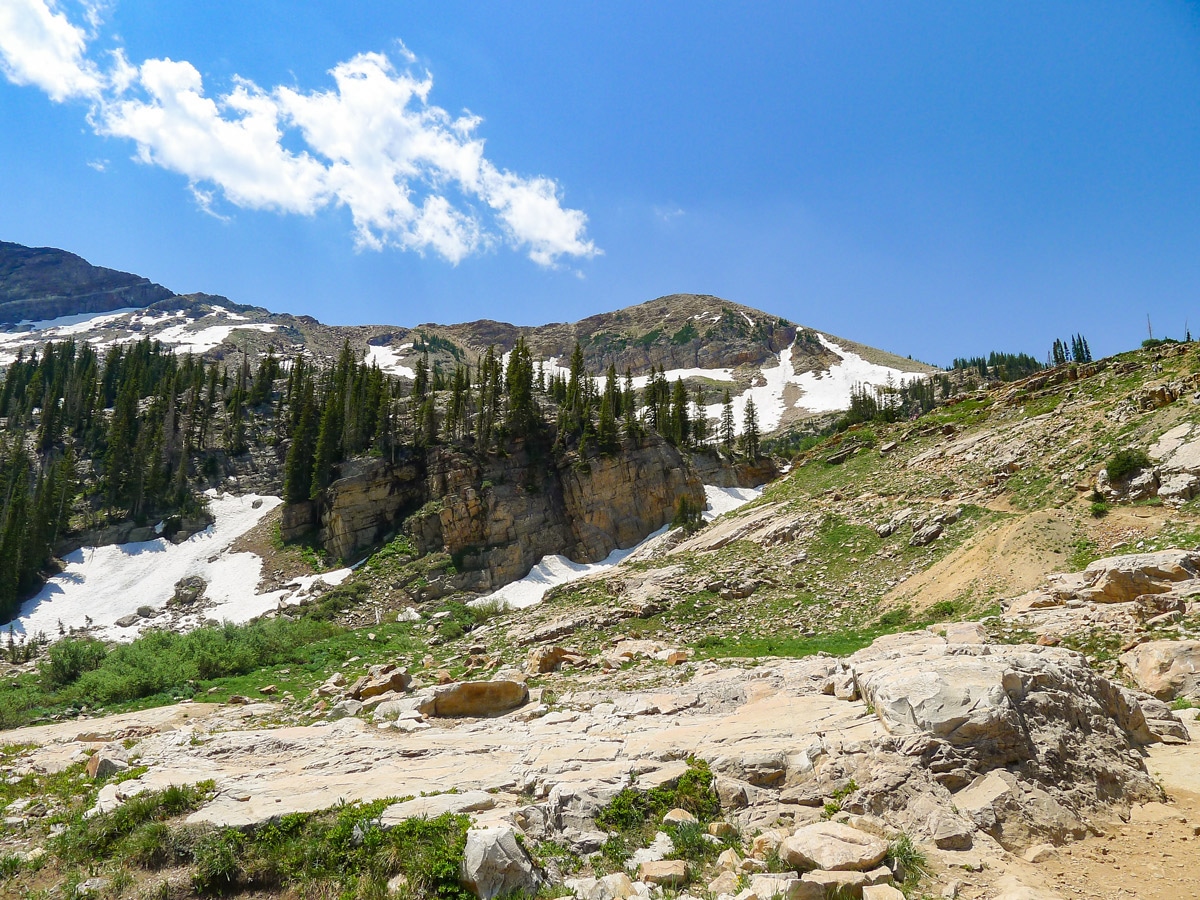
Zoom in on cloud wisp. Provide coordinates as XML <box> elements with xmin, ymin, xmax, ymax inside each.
<box><xmin>0</xmin><ymin>0</ymin><xmax>599</xmax><ymax>267</ymax></box>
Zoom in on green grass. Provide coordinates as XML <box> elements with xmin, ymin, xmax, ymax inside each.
<box><xmin>691</xmin><ymin>628</ymin><xmax>885</xmax><ymax>660</ymax></box>
<box><xmin>18</xmin><ymin>783</ymin><xmax>475</xmax><ymax>900</ymax></box>
<box><xmin>593</xmin><ymin>759</ymin><xmax>723</xmax><ymax>877</ymax></box>
<box><xmin>0</xmin><ymin>618</ymin><xmax>341</xmax><ymax>730</ymax></box>
<box><xmin>0</xmin><ymin>614</ymin><xmax>454</xmax><ymax>731</ymax></box>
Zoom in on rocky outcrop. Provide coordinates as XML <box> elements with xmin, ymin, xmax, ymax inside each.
<box><xmin>419</xmin><ymin>680</ymin><xmax>529</xmax><ymax>718</ymax></box>
<box><xmin>284</xmin><ymin>435</ymin><xmax>711</xmax><ymax>592</ymax></box>
<box><xmin>1007</xmin><ymin>549</ymin><xmax>1200</xmax><ymax>612</ymax></box>
<box><xmin>459</xmin><ymin>825</ymin><xmax>542</xmax><ymax>900</ymax></box>
<box><xmin>0</xmin><ymin>240</ymin><xmax>175</xmax><ymax>325</ymax></box>
<box><xmin>1120</xmin><ymin>640</ymin><xmax>1200</xmax><ymax>700</ymax></box>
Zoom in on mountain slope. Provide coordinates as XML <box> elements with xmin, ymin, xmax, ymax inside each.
<box><xmin>0</xmin><ymin>240</ymin><xmax>174</xmax><ymax>325</ymax></box>
<box><xmin>0</xmin><ymin>241</ymin><xmax>937</xmax><ymax>433</ymax></box>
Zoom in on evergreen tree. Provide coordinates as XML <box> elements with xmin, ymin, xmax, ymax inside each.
<box><xmin>740</xmin><ymin>398</ymin><xmax>760</xmax><ymax>458</ymax></box>
<box><xmin>720</xmin><ymin>390</ymin><xmax>736</xmax><ymax>450</ymax></box>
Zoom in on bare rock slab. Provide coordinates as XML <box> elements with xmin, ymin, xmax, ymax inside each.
<box><xmin>782</xmin><ymin>822</ymin><xmax>889</xmax><ymax>872</ymax></box>
<box><xmin>637</xmin><ymin>859</ymin><xmax>688</xmax><ymax>887</ymax></box>
<box><xmin>381</xmin><ymin>790</ymin><xmax>496</xmax><ymax>828</ymax></box>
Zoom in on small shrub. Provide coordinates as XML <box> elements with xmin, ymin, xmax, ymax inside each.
<box><xmin>1090</xmin><ymin>500</ymin><xmax>1109</xmax><ymax>518</ymax></box>
<box><xmin>877</xmin><ymin>607</ymin><xmax>909</xmax><ymax>628</ymax></box>
<box><xmin>1106</xmin><ymin>449</ymin><xmax>1151</xmax><ymax>483</ymax></box>
<box><xmin>887</xmin><ymin>833</ymin><xmax>928</xmax><ymax>888</ymax></box>
<box><xmin>666</xmin><ymin>820</ymin><xmax>712</xmax><ymax>862</ymax></box>
<box><xmin>925</xmin><ymin>600</ymin><xmax>957</xmax><ymax>622</ymax></box>
<box><xmin>40</xmin><ymin>637</ymin><xmax>108</xmax><ymax>689</ymax></box>
<box><xmin>469</xmin><ymin>599</ymin><xmax>506</xmax><ymax>625</ymax></box>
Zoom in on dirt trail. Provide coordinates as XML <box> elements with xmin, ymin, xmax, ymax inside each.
<box><xmin>884</xmin><ymin>508</ymin><xmax>1077</xmax><ymax>612</ymax></box>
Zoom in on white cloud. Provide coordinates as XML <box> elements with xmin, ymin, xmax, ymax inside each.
<box><xmin>0</xmin><ymin>0</ymin><xmax>103</xmax><ymax>101</ymax></box>
<box><xmin>98</xmin><ymin>58</ymin><xmax>330</xmax><ymax>215</ymax></box>
<box><xmin>0</xmin><ymin>2</ymin><xmax>599</xmax><ymax>267</ymax></box>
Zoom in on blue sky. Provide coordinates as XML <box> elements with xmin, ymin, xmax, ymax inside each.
<box><xmin>1</xmin><ymin>1</ymin><xmax>1199</xmax><ymax>365</ymax></box>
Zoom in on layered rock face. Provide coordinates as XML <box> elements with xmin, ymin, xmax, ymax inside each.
<box><xmin>0</xmin><ymin>240</ymin><xmax>174</xmax><ymax>324</ymax></box>
<box><xmin>282</xmin><ymin>435</ymin><xmax>709</xmax><ymax>589</ymax></box>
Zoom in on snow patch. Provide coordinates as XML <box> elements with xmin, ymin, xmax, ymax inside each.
<box><xmin>790</xmin><ymin>333</ymin><xmax>926</xmax><ymax>414</ymax></box>
<box><xmin>364</xmin><ymin>345</ymin><xmax>416</xmax><ymax>378</ymax></box>
<box><xmin>14</xmin><ymin>493</ymin><xmax>348</xmax><ymax>641</ymax></box>
<box><xmin>0</xmin><ymin>308</ymin><xmax>139</xmax><ymax>345</ymax></box>
<box><xmin>469</xmin><ymin>526</ymin><xmax>670</xmax><ymax>611</ymax></box>
<box><xmin>471</xmin><ymin>483</ymin><xmax>761</xmax><ymax>611</ymax></box>
<box><xmin>703</xmin><ymin>484</ymin><xmax>763</xmax><ymax>520</ymax></box>
<box><xmin>702</xmin><ymin>334</ymin><xmax>928</xmax><ymax>434</ymax></box>
<box><xmin>154</xmin><ymin>322</ymin><xmax>279</xmax><ymax>353</ymax></box>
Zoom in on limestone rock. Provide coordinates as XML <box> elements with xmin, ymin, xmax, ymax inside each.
<box><xmin>527</xmin><ymin>646</ymin><xmax>571</xmax><ymax>674</ymax></box>
<box><xmin>585</xmin><ymin>873</ymin><xmax>637</xmax><ymax>900</ymax></box>
<box><xmin>1120</xmin><ymin>640</ymin><xmax>1200</xmax><ymax>700</ymax></box>
<box><xmin>636</xmin><ymin>860</ymin><xmax>688</xmax><ymax>887</ymax></box>
<box><xmin>663</xmin><ymin>807</ymin><xmax>697</xmax><ymax>825</ymax></box>
<box><xmin>800</xmin><ymin>866</ymin><xmax>892</xmax><ymax>898</ymax></box>
<box><xmin>422</xmin><ymin>680</ymin><xmax>529</xmax><ymax>717</ymax></box>
<box><xmin>708</xmin><ymin>871</ymin><xmax>740</xmax><ymax>895</ymax></box>
<box><xmin>862</xmin><ymin>886</ymin><xmax>905</xmax><ymax>900</ymax></box>
<box><xmin>381</xmin><ymin>790</ymin><xmax>496</xmax><ymax>827</ymax></box>
<box><xmin>781</xmin><ymin>822</ymin><xmax>889</xmax><ymax>872</ymax></box>
<box><xmin>86</xmin><ymin>748</ymin><xmax>129</xmax><ymax>779</ymax></box>
<box><xmin>748</xmin><ymin>874</ymin><xmax>823</xmax><ymax>900</ymax></box>
<box><xmin>350</xmin><ymin>664</ymin><xmax>412</xmax><ymax>701</ymax></box>
<box><xmin>909</xmin><ymin>522</ymin><xmax>943</xmax><ymax>547</ymax></box>
<box><xmin>459</xmin><ymin>825</ymin><xmax>542</xmax><ymax>900</ymax></box>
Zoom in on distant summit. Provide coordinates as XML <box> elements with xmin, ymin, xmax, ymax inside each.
<box><xmin>0</xmin><ymin>240</ymin><xmax>174</xmax><ymax>325</ymax></box>
<box><xmin>0</xmin><ymin>240</ymin><xmax>936</xmax><ymax>431</ymax></box>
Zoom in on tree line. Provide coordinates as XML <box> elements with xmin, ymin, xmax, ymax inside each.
<box><xmin>0</xmin><ymin>336</ymin><xmax>763</xmax><ymax>621</ymax></box>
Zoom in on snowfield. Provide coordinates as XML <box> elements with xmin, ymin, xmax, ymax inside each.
<box><xmin>703</xmin><ymin>334</ymin><xmax>928</xmax><ymax>433</ymax></box>
<box><xmin>14</xmin><ymin>492</ymin><xmax>350</xmax><ymax>642</ymax></box>
<box><xmin>0</xmin><ymin>307</ymin><xmax>281</xmax><ymax>364</ymax></box>
<box><xmin>363</xmin><ymin>344</ymin><xmax>416</xmax><ymax>378</ymax></box>
<box><xmin>470</xmin><ymin>483</ymin><xmax>763</xmax><ymax>611</ymax></box>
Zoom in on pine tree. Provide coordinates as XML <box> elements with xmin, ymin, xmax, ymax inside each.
<box><xmin>720</xmin><ymin>390</ymin><xmax>736</xmax><ymax>450</ymax></box>
<box><xmin>740</xmin><ymin>398</ymin><xmax>760</xmax><ymax>458</ymax></box>
<box><xmin>668</xmin><ymin>378</ymin><xmax>689</xmax><ymax>446</ymax></box>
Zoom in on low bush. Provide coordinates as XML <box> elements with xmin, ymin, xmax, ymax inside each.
<box><xmin>595</xmin><ymin>759</ymin><xmax>721</xmax><ymax>853</ymax></box>
<box><xmin>1106</xmin><ymin>448</ymin><xmax>1151</xmax><ymax>483</ymax></box>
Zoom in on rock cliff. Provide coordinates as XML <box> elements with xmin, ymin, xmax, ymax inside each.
<box><xmin>0</xmin><ymin>240</ymin><xmax>174</xmax><ymax>324</ymax></box>
<box><xmin>282</xmin><ymin>434</ymin><xmax>722</xmax><ymax>592</ymax></box>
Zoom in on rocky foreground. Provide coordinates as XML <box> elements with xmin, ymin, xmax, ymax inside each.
<box><xmin>4</xmin><ymin>577</ymin><xmax>1198</xmax><ymax>899</ymax></box>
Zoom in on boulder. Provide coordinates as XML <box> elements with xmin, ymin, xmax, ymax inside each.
<box><xmin>527</xmin><ymin>646</ymin><xmax>571</xmax><ymax>674</ymax></box>
<box><xmin>909</xmin><ymin>523</ymin><xmax>943</xmax><ymax>547</ymax></box>
<box><xmin>862</xmin><ymin>886</ymin><xmax>905</xmax><ymax>900</ymax></box>
<box><xmin>350</xmin><ymin>665</ymin><xmax>412</xmax><ymax>701</ymax></box>
<box><xmin>86</xmin><ymin>749</ymin><xmax>129</xmax><ymax>779</ymax></box>
<box><xmin>1077</xmin><ymin>550</ymin><xmax>1200</xmax><ymax>603</ymax></box>
<box><xmin>800</xmin><ymin>866</ymin><xmax>892</xmax><ymax>898</ymax></box>
<box><xmin>1120</xmin><ymin>640</ymin><xmax>1200</xmax><ymax>700</ymax></box>
<box><xmin>585</xmin><ymin>873</ymin><xmax>637</xmax><ymax>900</ymax></box>
<box><xmin>423</xmin><ymin>680</ymin><xmax>529</xmax><ymax>718</ymax></box>
<box><xmin>781</xmin><ymin>822</ymin><xmax>889</xmax><ymax>872</ymax></box>
<box><xmin>636</xmin><ymin>860</ymin><xmax>688</xmax><ymax>887</ymax></box>
<box><xmin>708</xmin><ymin>871</ymin><xmax>740</xmax><ymax>895</ymax></box>
<box><xmin>459</xmin><ymin>825</ymin><xmax>542</xmax><ymax>900</ymax></box>
<box><xmin>662</xmin><ymin>807</ymin><xmax>697</xmax><ymax>825</ymax></box>
<box><xmin>748</xmin><ymin>874</ymin><xmax>823</xmax><ymax>900</ymax></box>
